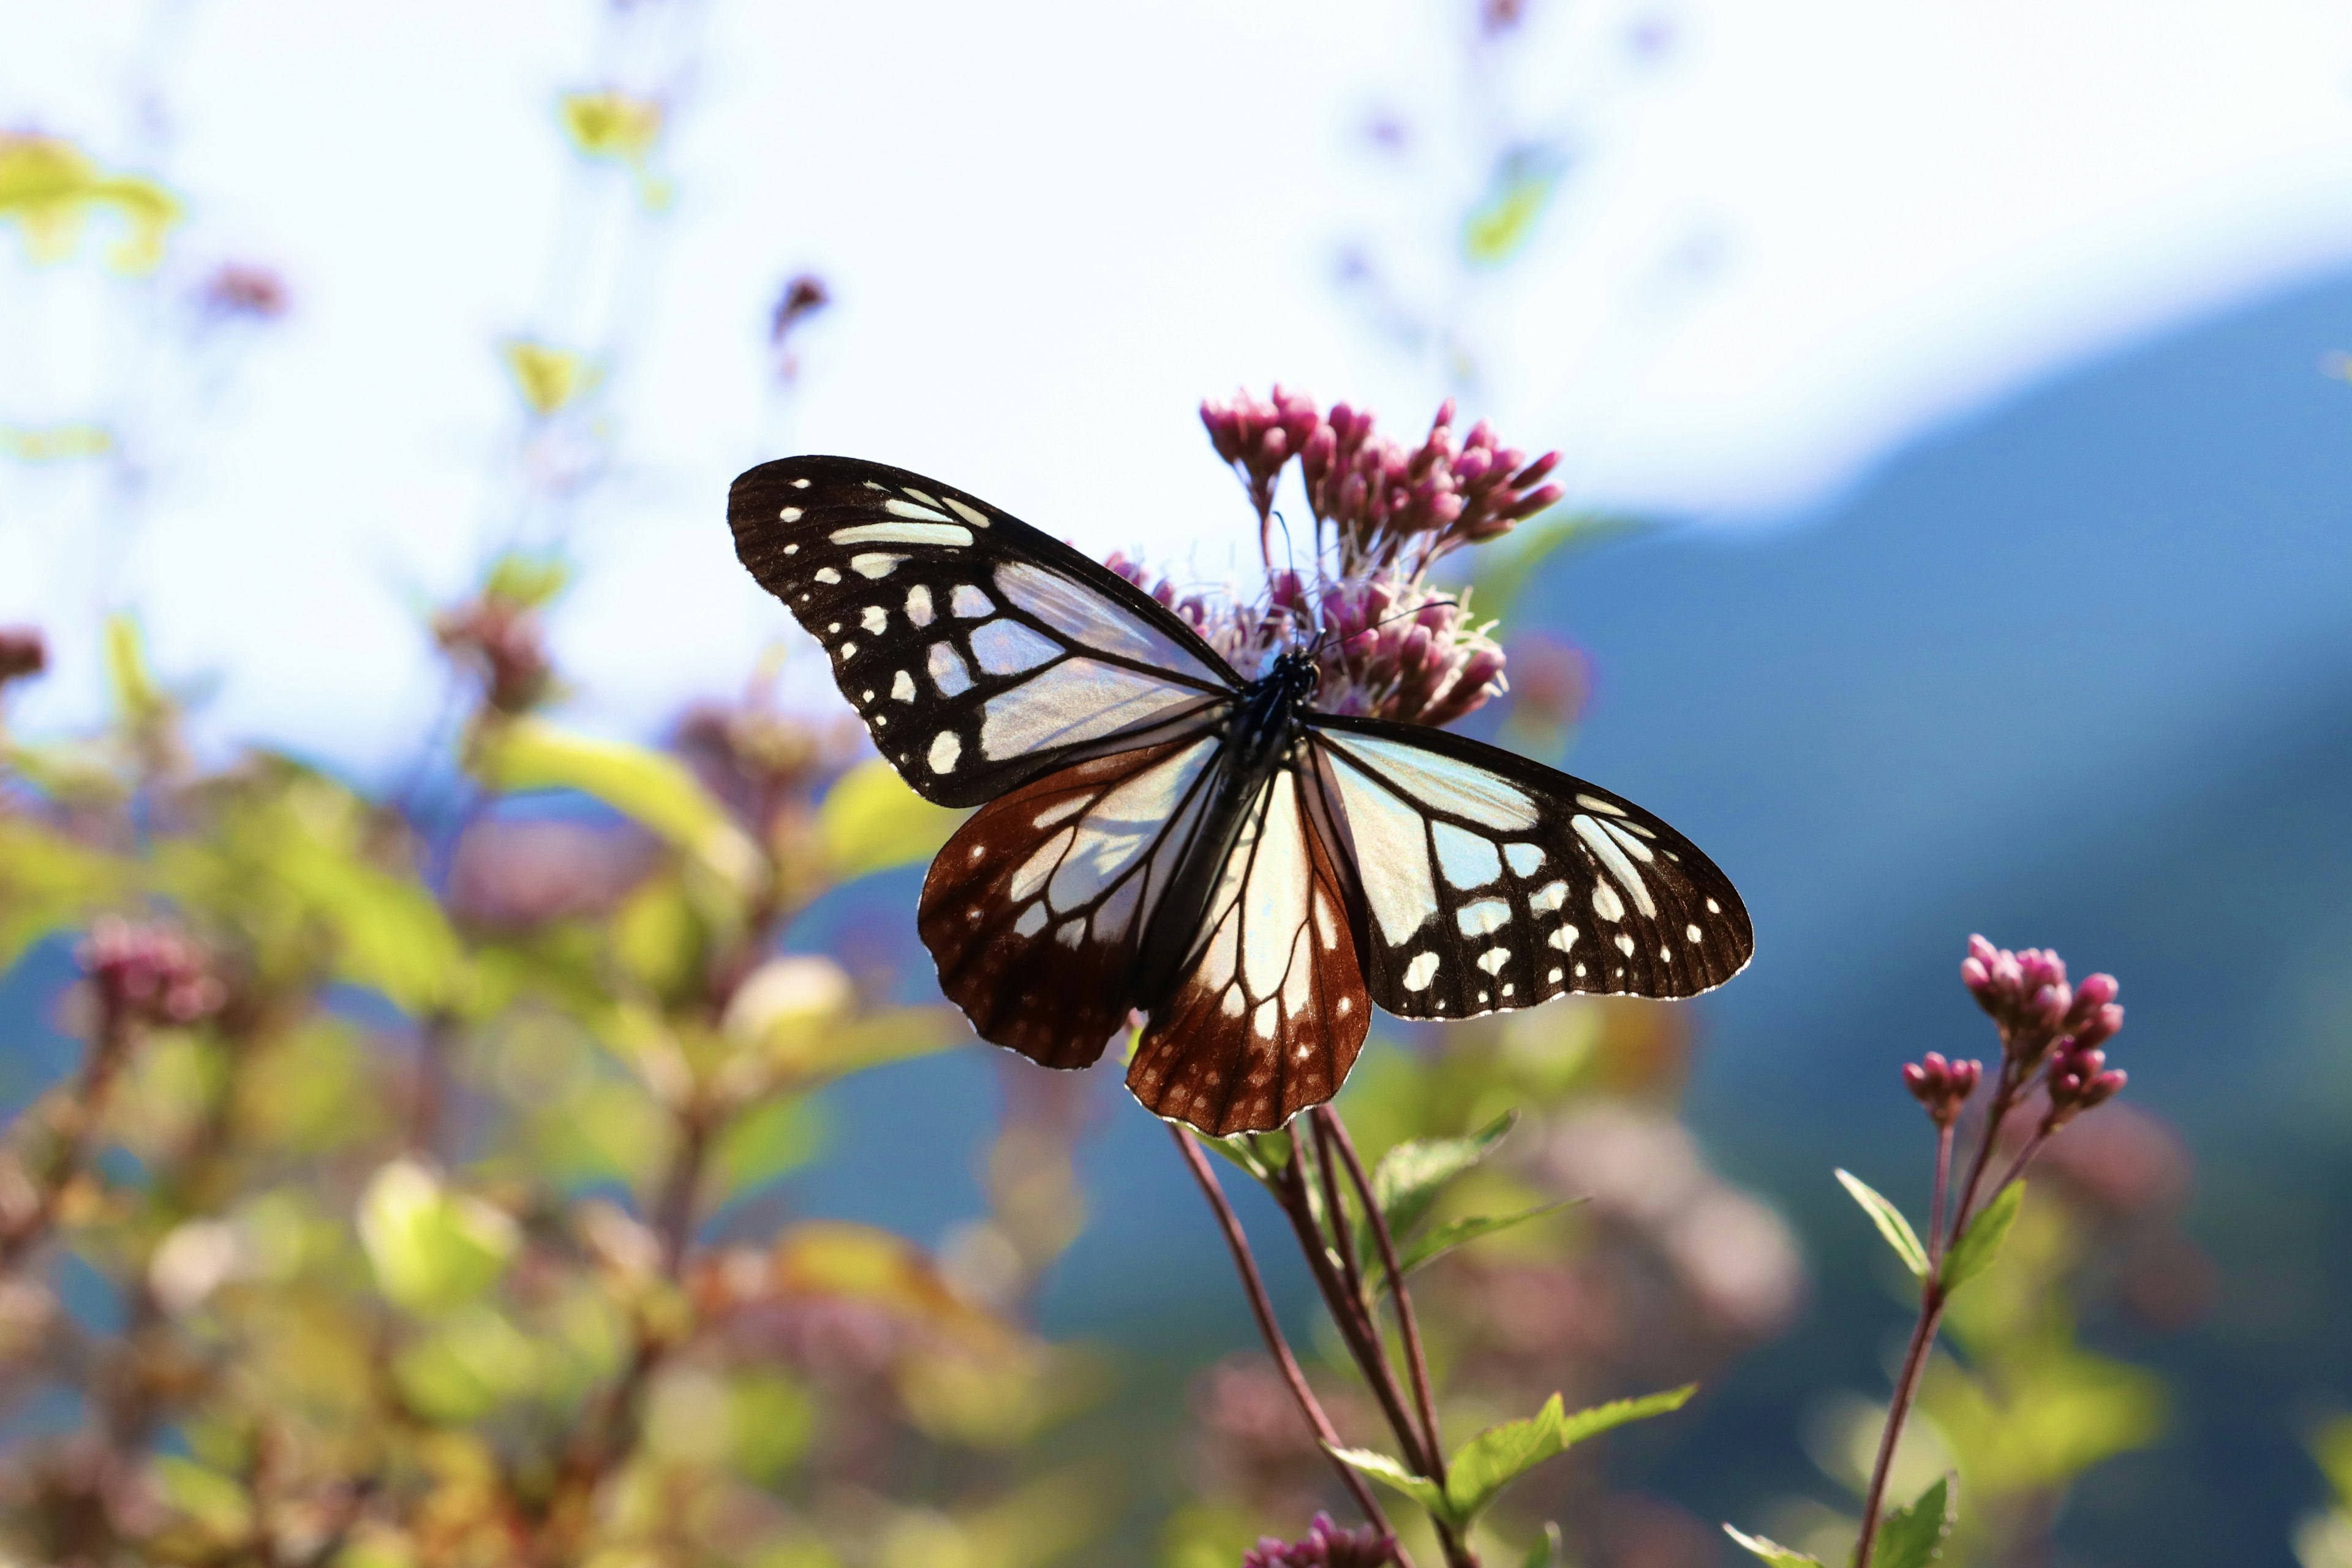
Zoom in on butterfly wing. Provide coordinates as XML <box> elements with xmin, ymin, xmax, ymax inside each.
<box><xmin>918</xmin><ymin>731</ymin><xmax>1231</xmax><ymax>1069</ymax></box>
<box><xmin>1126</xmin><ymin>757</ymin><xmax>1371</xmax><ymax>1136</ymax></box>
<box><xmin>1304</xmin><ymin>712</ymin><xmax>1752</xmax><ymax>1019</ymax></box>
<box><xmin>730</xmin><ymin>454</ymin><xmax>1244</xmax><ymax>808</ymax></box>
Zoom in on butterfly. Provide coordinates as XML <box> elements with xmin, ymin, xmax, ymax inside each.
<box><xmin>729</xmin><ymin>455</ymin><xmax>1752</xmax><ymax>1136</ymax></box>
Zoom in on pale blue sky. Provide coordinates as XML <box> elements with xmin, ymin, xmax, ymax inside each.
<box><xmin>8</xmin><ymin>0</ymin><xmax>2352</xmax><ymax>768</ymax></box>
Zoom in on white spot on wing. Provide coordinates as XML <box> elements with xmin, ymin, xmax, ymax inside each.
<box><xmin>1456</xmin><ymin>898</ymin><xmax>1510</xmax><ymax>936</ymax></box>
<box><xmin>1010</xmin><ymin>829</ymin><xmax>1074</xmax><ymax>899</ymax></box>
<box><xmin>1591</xmin><ymin>884</ymin><xmax>1625</xmax><ymax>922</ymax></box>
<box><xmin>779</xmin><ymin>505</ymin><xmax>802</xmax><ymax>521</ymax></box>
<box><xmin>1014</xmin><ymin>902</ymin><xmax>1048</xmax><ymax>937</ymax></box>
<box><xmin>884</xmin><ymin>497</ymin><xmax>952</xmax><ymax>522</ymax></box>
<box><xmin>906</xmin><ymin>584</ymin><xmax>934</xmax><ymax>626</ymax></box>
<box><xmin>1401</xmin><ymin>952</ymin><xmax>1440</xmax><ymax>990</ymax></box>
<box><xmin>951</xmin><ymin>584</ymin><xmax>992</xmax><ymax>617</ymax></box>
<box><xmin>1477</xmin><ymin>946</ymin><xmax>1510</xmax><ymax>974</ymax></box>
<box><xmin>929</xmin><ymin>732</ymin><xmax>962</xmax><ymax>773</ymax></box>
<box><xmin>929</xmin><ymin>642</ymin><xmax>973</xmax><ymax>696</ymax></box>
<box><xmin>1686</xmin><ymin>924</ymin><xmax>1702</xmax><ymax>943</ymax></box>
<box><xmin>1434</xmin><ymin>822</ymin><xmax>1502</xmax><ymax>888</ymax></box>
<box><xmin>830</xmin><ymin>521</ymin><xmax>973</xmax><ymax>547</ymax></box>
<box><xmin>1033</xmin><ymin>796</ymin><xmax>1087</xmax><ymax>829</ymax></box>
<box><xmin>1574</xmin><ymin>815</ymin><xmax>1657</xmax><ymax>917</ymax></box>
<box><xmin>1328</xmin><ymin>753</ymin><xmax>1441</xmax><ymax>946</ymax></box>
<box><xmin>977</xmin><ymin>658</ymin><xmax>1206</xmax><ymax>760</ymax></box>
<box><xmin>851</xmin><ymin>553</ymin><xmax>905</xmax><ymax>579</ymax></box>
<box><xmin>791</xmin><ymin>477</ymin><xmax>811</xmax><ymax>489</ymax></box>
<box><xmin>860</xmin><ymin>606</ymin><xmax>888</xmax><ymax>633</ymax></box>
<box><xmin>943</xmin><ymin>496</ymin><xmax>990</xmax><ymax>528</ymax></box>
<box><xmin>1531</xmin><ymin>881</ymin><xmax>1568</xmax><ymax>913</ymax></box>
<box><xmin>1548</xmin><ymin>925</ymin><xmax>1580</xmax><ymax>951</ymax></box>
<box><xmin>1323</xmin><ymin>734</ymin><xmax>1540</xmax><ymax>829</ymax></box>
<box><xmin>970</xmin><ymin>618</ymin><xmax>1060</xmax><ymax>675</ymax></box>
<box><xmin>814</xmin><ymin>567</ymin><xmax>841</xmax><ymax>584</ymax></box>
<box><xmin>1706</xmin><ymin>898</ymin><xmax>1722</xmax><ymax>914</ymax></box>
<box><xmin>1601</xmin><ymin>819</ymin><xmax>1656</xmax><ymax>862</ymax></box>
<box><xmin>1575</xmin><ymin>794</ymin><xmax>1626</xmax><ymax>816</ymax></box>
<box><xmin>1504</xmin><ymin>842</ymin><xmax>1544</xmax><ymax>875</ymax></box>
<box><xmin>1615</xmin><ymin>932</ymin><xmax>1636</xmax><ymax>956</ymax></box>
<box><xmin>891</xmin><ymin>669</ymin><xmax>916</xmax><ymax>702</ymax></box>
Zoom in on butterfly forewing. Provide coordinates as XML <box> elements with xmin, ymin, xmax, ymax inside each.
<box><xmin>1127</xmin><ymin>761</ymin><xmax>1371</xmax><ymax>1136</ymax></box>
<box><xmin>919</xmin><ymin>732</ymin><xmax>1229</xmax><ymax>1069</ymax></box>
<box><xmin>1305</xmin><ymin>715</ymin><xmax>1752</xmax><ymax>1020</ymax></box>
<box><xmin>729</xmin><ymin>455</ymin><xmax>1242</xmax><ymax>807</ymax></box>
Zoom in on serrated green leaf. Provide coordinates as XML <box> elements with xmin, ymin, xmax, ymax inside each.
<box><xmin>1361</xmin><ymin>1109</ymin><xmax>1517</xmax><ymax>1269</ymax></box>
<box><xmin>1520</xmin><ymin>1522</ymin><xmax>1562</xmax><ymax>1568</ymax></box>
<box><xmin>817</xmin><ymin>758</ymin><xmax>963</xmax><ymax>882</ymax></box>
<box><xmin>1327</xmin><ymin>1445</ymin><xmax>1452</xmax><ymax>1525</ymax></box>
<box><xmin>477</xmin><ymin>718</ymin><xmax>763</xmax><ymax>895</ymax></box>
<box><xmin>1872</xmin><ymin>1475</ymin><xmax>1953</xmax><ymax>1568</ymax></box>
<box><xmin>1942</xmin><ymin>1181</ymin><xmax>2024</xmax><ymax>1294</ymax></box>
<box><xmin>1722</xmin><ymin>1524</ymin><xmax>1823</xmax><ymax>1565</ymax></box>
<box><xmin>1393</xmin><ymin>1200</ymin><xmax>1577</xmax><ymax>1279</ymax></box>
<box><xmin>1442</xmin><ymin>1384</ymin><xmax>1695</xmax><ymax>1525</ymax></box>
<box><xmin>1836</xmin><ymin>1169</ymin><xmax>1928</xmax><ymax>1278</ymax></box>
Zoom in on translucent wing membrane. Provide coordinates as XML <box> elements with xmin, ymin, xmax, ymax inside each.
<box><xmin>1306</xmin><ymin>715</ymin><xmax>1752</xmax><ymax>1019</ymax></box>
<box><xmin>730</xmin><ymin>455</ymin><xmax>1243</xmax><ymax>807</ymax></box>
<box><xmin>919</xmin><ymin>734</ymin><xmax>1227</xmax><ymax>1068</ymax></box>
<box><xmin>1128</xmin><ymin>761</ymin><xmax>1371</xmax><ymax>1136</ymax></box>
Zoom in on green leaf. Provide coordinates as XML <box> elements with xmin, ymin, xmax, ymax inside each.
<box><xmin>1442</xmin><ymin>1385</ymin><xmax>1696</xmax><ymax>1526</ymax></box>
<box><xmin>483</xmin><ymin>550</ymin><xmax>571</xmax><ymax>608</ymax></box>
<box><xmin>1468</xmin><ymin>509</ymin><xmax>1648</xmax><ymax>626</ymax></box>
<box><xmin>478</xmin><ymin>718</ymin><xmax>762</xmax><ymax>894</ymax></box>
<box><xmin>0</xmin><ymin>816</ymin><xmax>127</xmax><ymax>969</ymax></box>
<box><xmin>1361</xmin><ymin>1109</ymin><xmax>1517</xmax><ymax>1268</ymax></box>
<box><xmin>1327</xmin><ymin>1445</ymin><xmax>1451</xmax><ymax>1525</ymax></box>
<box><xmin>1393</xmin><ymin>1200</ymin><xmax>1577</xmax><ymax>1278</ymax></box>
<box><xmin>1520</xmin><ymin>1523</ymin><xmax>1562</xmax><ymax>1568</ymax></box>
<box><xmin>1872</xmin><ymin>1476</ymin><xmax>1953</xmax><ymax>1568</ymax></box>
<box><xmin>358</xmin><ymin>1159</ymin><xmax>518</xmax><ymax>1313</ymax></box>
<box><xmin>1836</xmin><ymin>1169</ymin><xmax>1928</xmax><ymax>1278</ymax></box>
<box><xmin>1942</xmin><ymin>1181</ymin><xmax>2025</xmax><ymax>1294</ymax></box>
<box><xmin>818</xmin><ymin>758</ymin><xmax>963</xmax><ymax>882</ymax></box>
<box><xmin>1462</xmin><ymin>148</ymin><xmax>1563</xmax><ymax>266</ymax></box>
<box><xmin>709</xmin><ymin>1095</ymin><xmax>827</xmax><ymax>1204</ymax></box>
<box><xmin>1722</xmin><ymin>1525</ymin><xmax>1823</xmax><ymax>1565</ymax></box>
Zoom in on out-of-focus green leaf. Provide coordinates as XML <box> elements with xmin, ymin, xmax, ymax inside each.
<box><xmin>0</xmin><ymin>816</ymin><xmax>127</xmax><ymax>969</ymax></box>
<box><xmin>1722</xmin><ymin>1525</ymin><xmax>1823</xmax><ymax>1565</ymax></box>
<box><xmin>767</xmin><ymin>1005</ymin><xmax>965</xmax><ymax>1089</ymax></box>
<box><xmin>391</xmin><ymin>1303</ymin><xmax>546</xmax><ymax>1422</ymax></box>
<box><xmin>1838</xmin><ymin>1169</ymin><xmax>1929</xmax><ymax>1278</ymax></box>
<box><xmin>104</xmin><ymin>612</ymin><xmax>169</xmax><ymax>731</ymax></box>
<box><xmin>1327</xmin><ymin>1444</ymin><xmax>1449</xmax><ymax>1524</ymax></box>
<box><xmin>0</xmin><ymin>132</ymin><xmax>180</xmax><ymax>271</ymax></box>
<box><xmin>358</xmin><ymin>1159</ymin><xmax>518</xmax><ymax>1314</ymax></box>
<box><xmin>2313</xmin><ymin>1414</ymin><xmax>2352</xmax><ymax>1509</ymax></box>
<box><xmin>1521</xmin><ymin>1523</ymin><xmax>1563</xmax><ymax>1568</ymax></box>
<box><xmin>611</xmin><ymin>873</ymin><xmax>704</xmax><ymax>998</ymax></box>
<box><xmin>1393</xmin><ymin>1200</ymin><xmax>1577</xmax><ymax>1279</ymax></box>
<box><xmin>1942</xmin><ymin>1182</ymin><xmax>2025</xmax><ymax>1294</ymax></box>
<box><xmin>1873</xmin><ymin>1475</ymin><xmax>1953</xmax><ymax>1568</ymax></box>
<box><xmin>1462</xmin><ymin>149</ymin><xmax>1562</xmax><ymax>266</ymax></box>
<box><xmin>818</xmin><ymin>758</ymin><xmax>963</xmax><ymax>881</ymax></box>
<box><xmin>1442</xmin><ymin>1385</ymin><xmax>1695</xmax><ymax>1526</ymax></box>
<box><xmin>477</xmin><ymin>718</ymin><xmax>763</xmax><ymax>895</ymax></box>
<box><xmin>1361</xmin><ymin>1109</ymin><xmax>1517</xmax><ymax>1270</ymax></box>
<box><xmin>151</xmin><ymin>1456</ymin><xmax>253</xmax><ymax>1540</ymax></box>
<box><xmin>731</xmin><ymin>1370</ymin><xmax>819</xmax><ymax>1480</ymax></box>
<box><xmin>1201</xmin><ymin>1128</ymin><xmax>1289</xmax><ymax>1185</ymax></box>
<box><xmin>483</xmin><ymin>551</ymin><xmax>571</xmax><ymax>609</ymax></box>
<box><xmin>708</xmin><ymin>1094</ymin><xmax>826</xmax><ymax>1204</ymax></box>
<box><xmin>537</xmin><ymin>1074</ymin><xmax>670</xmax><ymax>1190</ymax></box>
<box><xmin>501</xmin><ymin>339</ymin><xmax>599</xmax><ymax>417</ymax></box>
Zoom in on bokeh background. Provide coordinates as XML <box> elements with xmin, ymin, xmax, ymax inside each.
<box><xmin>7</xmin><ymin>2</ymin><xmax>2352</xmax><ymax>1566</ymax></box>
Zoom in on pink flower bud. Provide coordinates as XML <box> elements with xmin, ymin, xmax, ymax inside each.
<box><xmin>0</xmin><ymin>626</ymin><xmax>45</xmax><ymax>685</ymax></box>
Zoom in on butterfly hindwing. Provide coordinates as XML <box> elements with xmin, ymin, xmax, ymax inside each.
<box><xmin>729</xmin><ymin>455</ymin><xmax>1242</xmax><ymax>808</ymax></box>
<box><xmin>1306</xmin><ymin>714</ymin><xmax>1752</xmax><ymax>1020</ymax></box>
<box><xmin>918</xmin><ymin>731</ymin><xmax>1229</xmax><ymax>1069</ymax></box>
<box><xmin>1127</xmin><ymin>759</ymin><xmax>1372</xmax><ymax>1136</ymax></box>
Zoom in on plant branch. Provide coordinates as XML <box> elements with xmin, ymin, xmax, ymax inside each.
<box><xmin>1316</xmin><ymin>1107</ymin><xmax>1447</xmax><ymax>1487</ymax></box>
<box><xmin>1852</xmin><ymin>1277</ymin><xmax>1946</xmax><ymax>1568</ymax></box>
<box><xmin>1169</xmin><ymin>1125</ymin><xmax>1401</xmax><ymax>1551</ymax></box>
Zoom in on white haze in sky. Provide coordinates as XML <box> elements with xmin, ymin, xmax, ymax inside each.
<box><xmin>6</xmin><ymin>0</ymin><xmax>2352</xmax><ymax>767</ymax></box>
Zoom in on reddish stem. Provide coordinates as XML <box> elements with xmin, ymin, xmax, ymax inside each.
<box><xmin>1170</xmin><ymin>1125</ymin><xmax>1401</xmax><ymax>1550</ymax></box>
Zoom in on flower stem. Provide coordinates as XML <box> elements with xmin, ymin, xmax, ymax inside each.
<box><xmin>1316</xmin><ymin>1107</ymin><xmax>1447</xmax><ymax>1487</ymax></box>
<box><xmin>1926</xmin><ymin>1123</ymin><xmax>1954</xmax><ymax>1272</ymax></box>
<box><xmin>1851</xmin><ymin>1278</ymin><xmax>1946</xmax><ymax>1568</ymax></box>
<box><xmin>1170</xmin><ymin>1125</ymin><xmax>1402</xmax><ymax>1551</ymax></box>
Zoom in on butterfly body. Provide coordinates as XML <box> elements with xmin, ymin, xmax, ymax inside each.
<box><xmin>731</xmin><ymin>454</ymin><xmax>1753</xmax><ymax>1135</ymax></box>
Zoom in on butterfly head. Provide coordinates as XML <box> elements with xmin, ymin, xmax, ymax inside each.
<box><xmin>1267</xmin><ymin>647</ymin><xmax>1322</xmax><ymax>704</ymax></box>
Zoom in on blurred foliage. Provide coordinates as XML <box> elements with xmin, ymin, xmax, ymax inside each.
<box><xmin>0</xmin><ymin>568</ymin><xmax>1124</xmax><ymax>1568</ymax></box>
<box><xmin>0</xmin><ymin>131</ymin><xmax>179</xmax><ymax>273</ymax></box>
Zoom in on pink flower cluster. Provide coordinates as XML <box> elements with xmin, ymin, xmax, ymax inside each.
<box><xmin>1239</xmin><ymin>1512</ymin><xmax>1397</xmax><ymax>1568</ymax></box>
<box><xmin>1901</xmin><ymin>1052</ymin><xmax>1983</xmax><ymax>1128</ymax></box>
<box><xmin>77</xmin><ymin>917</ymin><xmax>225</xmax><ymax>1030</ymax></box>
<box><xmin>1961</xmin><ymin>935</ymin><xmax>2124</xmax><ymax>1071</ymax></box>
<box><xmin>1200</xmin><ymin>386</ymin><xmax>1562</xmax><ymax>577</ymax></box>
